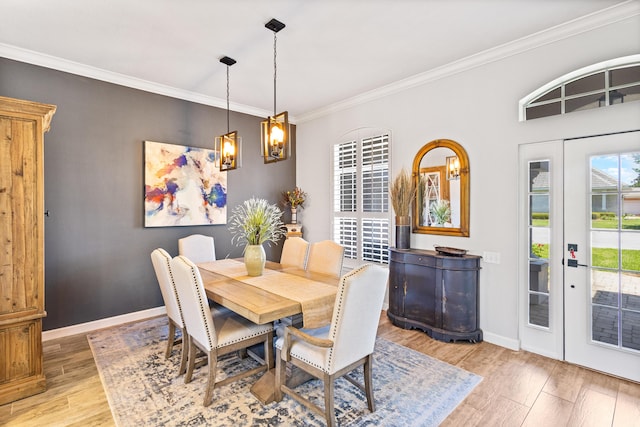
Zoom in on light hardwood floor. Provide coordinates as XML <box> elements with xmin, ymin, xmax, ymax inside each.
<box><xmin>1</xmin><ymin>312</ymin><xmax>639</xmax><ymax>426</ymax></box>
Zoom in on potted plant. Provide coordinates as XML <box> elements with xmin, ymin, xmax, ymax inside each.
<box><xmin>281</xmin><ymin>186</ymin><xmax>307</xmax><ymax>224</ymax></box>
<box><xmin>389</xmin><ymin>168</ymin><xmax>416</xmax><ymax>249</ymax></box>
<box><xmin>229</xmin><ymin>197</ymin><xmax>287</xmax><ymax>276</ymax></box>
<box><xmin>430</xmin><ymin>199</ymin><xmax>451</xmax><ymax>226</ymax></box>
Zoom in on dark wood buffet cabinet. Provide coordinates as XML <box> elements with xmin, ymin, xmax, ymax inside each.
<box><xmin>388</xmin><ymin>248</ymin><xmax>482</xmax><ymax>342</ymax></box>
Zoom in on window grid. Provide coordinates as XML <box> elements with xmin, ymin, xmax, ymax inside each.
<box><xmin>521</xmin><ymin>58</ymin><xmax>640</xmax><ymax>121</ymax></box>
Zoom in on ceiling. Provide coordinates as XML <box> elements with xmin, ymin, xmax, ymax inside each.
<box><xmin>0</xmin><ymin>0</ymin><xmax>634</xmax><ymax>121</ymax></box>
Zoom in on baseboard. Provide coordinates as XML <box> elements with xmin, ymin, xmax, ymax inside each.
<box><xmin>42</xmin><ymin>306</ymin><xmax>166</xmax><ymax>341</ymax></box>
<box><xmin>482</xmin><ymin>331</ymin><xmax>520</xmax><ymax>351</ymax></box>
<box><xmin>43</xmin><ymin>303</ymin><xmax>392</xmax><ymax>341</ymax></box>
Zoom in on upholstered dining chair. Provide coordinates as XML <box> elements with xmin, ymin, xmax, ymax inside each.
<box><xmin>150</xmin><ymin>248</ymin><xmax>189</xmax><ymax>376</ymax></box>
<box><xmin>280</xmin><ymin>236</ymin><xmax>310</xmax><ymax>270</ymax></box>
<box><xmin>274</xmin><ymin>264</ymin><xmax>388</xmax><ymax>426</ymax></box>
<box><xmin>178</xmin><ymin>234</ymin><xmax>216</xmax><ymax>264</ymax></box>
<box><xmin>306</xmin><ymin>240</ymin><xmax>345</xmax><ymax>278</ymax></box>
<box><xmin>170</xmin><ymin>255</ymin><xmax>274</xmax><ymax>407</ymax></box>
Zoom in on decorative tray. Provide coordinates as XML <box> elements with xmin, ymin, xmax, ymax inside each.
<box><xmin>434</xmin><ymin>246</ymin><xmax>468</xmax><ymax>257</ymax></box>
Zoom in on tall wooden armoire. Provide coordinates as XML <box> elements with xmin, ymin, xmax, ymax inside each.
<box><xmin>0</xmin><ymin>96</ymin><xmax>56</xmax><ymax>404</ymax></box>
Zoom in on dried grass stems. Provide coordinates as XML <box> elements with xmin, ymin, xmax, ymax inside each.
<box><xmin>390</xmin><ymin>168</ymin><xmax>416</xmax><ymax>217</ymax></box>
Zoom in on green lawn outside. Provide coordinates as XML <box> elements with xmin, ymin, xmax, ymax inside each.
<box><xmin>532</xmin><ymin>218</ymin><xmax>640</xmax><ymax>229</ymax></box>
<box><xmin>592</xmin><ymin>248</ymin><xmax>640</xmax><ymax>271</ymax></box>
<box><xmin>592</xmin><ymin>217</ymin><xmax>640</xmax><ymax>230</ymax></box>
<box><xmin>530</xmin><ymin>244</ymin><xmax>639</xmax><ymax>272</ymax></box>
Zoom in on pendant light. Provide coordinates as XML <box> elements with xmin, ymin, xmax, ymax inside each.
<box><xmin>446</xmin><ymin>156</ymin><xmax>460</xmax><ymax>180</ymax></box>
<box><xmin>215</xmin><ymin>56</ymin><xmax>241</xmax><ymax>171</ymax></box>
<box><xmin>261</xmin><ymin>18</ymin><xmax>290</xmax><ymax>164</ymax></box>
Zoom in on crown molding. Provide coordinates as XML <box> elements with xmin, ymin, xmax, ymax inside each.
<box><xmin>296</xmin><ymin>0</ymin><xmax>640</xmax><ymax>123</ymax></box>
<box><xmin>0</xmin><ymin>43</ymin><xmax>273</xmax><ymax>120</ymax></box>
<box><xmin>1</xmin><ymin>1</ymin><xmax>636</xmax><ymax>125</ymax></box>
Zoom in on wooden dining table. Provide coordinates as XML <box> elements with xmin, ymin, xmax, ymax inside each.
<box><xmin>197</xmin><ymin>258</ymin><xmax>340</xmax><ymax>403</ymax></box>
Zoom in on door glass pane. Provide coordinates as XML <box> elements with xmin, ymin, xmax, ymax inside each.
<box><xmin>529</xmin><ymin>294</ymin><xmax>549</xmax><ymax>327</ymax></box>
<box><xmin>591</xmin><ymin>230</ymin><xmax>618</xmax><ymax>269</ymax></box>
<box><xmin>592</xmin><ymin>269</ymin><xmax>619</xmax><ymax>308</ymax></box>
<box><xmin>591</xmin><ymin>155</ymin><xmax>619</xmax><ymax>192</ymax></box>
<box><xmin>591</xmin><ymin>194</ymin><xmax>619</xmax><ymax>229</ymax></box>
<box><xmin>620</xmin><ymin>152</ymin><xmax>640</xmax><ymax>190</ymax></box>
<box><xmin>622</xmin><ymin>271</ymin><xmax>640</xmax><ymax>311</ymax></box>
<box><xmin>592</xmin><ymin>305</ymin><xmax>619</xmax><ymax>346</ymax></box>
<box><xmin>530</xmin><ymin>228</ymin><xmax>550</xmax><ymax>259</ymax></box>
<box><xmin>621</xmin><ymin>232</ymin><xmax>640</xmax><ymax>272</ymax></box>
<box><xmin>530</xmin><ymin>194</ymin><xmax>549</xmax><ymax>226</ymax></box>
<box><xmin>621</xmin><ymin>310</ymin><xmax>640</xmax><ymax>351</ymax></box>
<box><xmin>530</xmin><ymin>161</ymin><xmax>549</xmax><ymax>191</ymax></box>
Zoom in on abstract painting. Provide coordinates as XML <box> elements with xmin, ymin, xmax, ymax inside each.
<box><xmin>144</xmin><ymin>141</ymin><xmax>226</xmax><ymax>227</ymax></box>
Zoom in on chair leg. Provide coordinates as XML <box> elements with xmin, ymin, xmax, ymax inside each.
<box><xmin>177</xmin><ymin>326</ymin><xmax>188</xmax><ymax>376</ymax></box>
<box><xmin>184</xmin><ymin>335</ymin><xmax>195</xmax><ymax>384</ymax></box>
<box><xmin>364</xmin><ymin>354</ymin><xmax>375</xmax><ymax>412</ymax></box>
<box><xmin>274</xmin><ymin>348</ymin><xmax>284</xmax><ymax>402</ymax></box>
<box><xmin>323</xmin><ymin>373</ymin><xmax>336</xmax><ymax>427</ymax></box>
<box><xmin>165</xmin><ymin>318</ymin><xmax>175</xmax><ymax>359</ymax></box>
<box><xmin>203</xmin><ymin>349</ymin><xmax>217</xmax><ymax>407</ymax></box>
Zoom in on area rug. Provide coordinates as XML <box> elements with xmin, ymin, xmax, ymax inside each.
<box><xmin>88</xmin><ymin>317</ymin><xmax>481</xmax><ymax>426</ymax></box>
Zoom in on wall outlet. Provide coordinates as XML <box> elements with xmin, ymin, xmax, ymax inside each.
<box><xmin>483</xmin><ymin>251</ymin><xmax>501</xmax><ymax>264</ymax></box>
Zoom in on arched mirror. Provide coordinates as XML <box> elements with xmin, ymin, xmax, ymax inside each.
<box><xmin>412</xmin><ymin>139</ymin><xmax>469</xmax><ymax>237</ymax></box>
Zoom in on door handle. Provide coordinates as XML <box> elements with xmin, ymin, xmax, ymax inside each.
<box><xmin>567</xmin><ymin>259</ymin><xmax>588</xmax><ymax>268</ymax></box>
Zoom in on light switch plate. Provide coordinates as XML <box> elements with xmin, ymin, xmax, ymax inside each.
<box><xmin>483</xmin><ymin>251</ymin><xmax>501</xmax><ymax>264</ymax></box>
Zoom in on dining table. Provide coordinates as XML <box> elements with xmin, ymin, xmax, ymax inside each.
<box><xmin>197</xmin><ymin>258</ymin><xmax>340</xmax><ymax>404</ymax></box>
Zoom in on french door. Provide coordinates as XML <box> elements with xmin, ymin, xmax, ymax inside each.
<box><xmin>564</xmin><ymin>131</ymin><xmax>640</xmax><ymax>382</ymax></box>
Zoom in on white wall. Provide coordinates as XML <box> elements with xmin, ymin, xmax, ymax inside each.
<box><xmin>296</xmin><ymin>15</ymin><xmax>640</xmax><ymax>349</ymax></box>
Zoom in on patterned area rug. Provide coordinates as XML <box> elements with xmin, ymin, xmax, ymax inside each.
<box><xmin>88</xmin><ymin>316</ymin><xmax>481</xmax><ymax>426</ymax></box>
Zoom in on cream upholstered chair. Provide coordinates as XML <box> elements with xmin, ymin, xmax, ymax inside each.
<box><xmin>150</xmin><ymin>248</ymin><xmax>189</xmax><ymax>376</ymax></box>
<box><xmin>274</xmin><ymin>264</ymin><xmax>388</xmax><ymax>426</ymax></box>
<box><xmin>306</xmin><ymin>240</ymin><xmax>345</xmax><ymax>278</ymax></box>
<box><xmin>170</xmin><ymin>255</ymin><xmax>274</xmax><ymax>406</ymax></box>
<box><xmin>178</xmin><ymin>234</ymin><xmax>216</xmax><ymax>264</ymax></box>
<box><xmin>280</xmin><ymin>236</ymin><xmax>310</xmax><ymax>269</ymax></box>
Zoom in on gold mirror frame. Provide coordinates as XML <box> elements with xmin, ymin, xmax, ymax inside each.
<box><xmin>412</xmin><ymin>139</ymin><xmax>470</xmax><ymax>237</ymax></box>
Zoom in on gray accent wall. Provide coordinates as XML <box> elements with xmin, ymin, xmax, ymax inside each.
<box><xmin>1</xmin><ymin>58</ymin><xmax>296</xmax><ymax>330</ymax></box>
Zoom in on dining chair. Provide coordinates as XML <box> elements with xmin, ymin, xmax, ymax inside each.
<box><xmin>279</xmin><ymin>236</ymin><xmax>310</xmax><ymax>270</ymax></box>
<box><xmin>274</xmin><ymin>264</ymin><xmax>388</xmax><ymax>426</ymax></box>
<box><xmin>170</xmin><ymin>255</ymin><xmax>274</xmax><ymax>407</ymax></box>
<box><xmin>178</xmin><ymin>234</ymin><xmax>216</xmax><ymax>264</ymax></box>
<box><xmin>150</xmin><ymin>248</ymin><xmax>189</xmax><ymax>376</ymax></box>
<box><xmin>306</xmin><ymin>240</ymin><xmax>345</xmax><ymax>278</ymax></box>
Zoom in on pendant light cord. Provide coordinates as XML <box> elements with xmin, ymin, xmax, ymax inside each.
<box><xmin>273</xmin><ymin>32</ymin><xmax>277</xmax><ymax>116</ymax></box>
<box><xmin>226</xmin><ymin>65</ymin><xmax>230</xmax><ymax>133</ymax></box>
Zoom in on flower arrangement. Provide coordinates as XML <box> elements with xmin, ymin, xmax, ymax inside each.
<box><xmin>229</xmin><ymin>197</ymin><xmax>286</xmax><ymax>247</ymax></box>
<box><xmin>390</xmin><ymin>168</ymin><xmax>416</xmax><ymax>219</ymax></box>
<box><xmin>282</xmin><ymin>187</ymin><xmax>307</xmax><ymax>210</ymax></box>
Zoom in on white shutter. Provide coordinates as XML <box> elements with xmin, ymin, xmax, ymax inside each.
<box><xmin>332</xmin><ymin>131</ymin><xmax>391</xmax><ymax>265</ymax></box>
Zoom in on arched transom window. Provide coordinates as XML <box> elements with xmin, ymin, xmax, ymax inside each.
<box><xmin>520</xmin><ymin>55</ymin><xmax>640</xmax><ymax>121</ymax></box>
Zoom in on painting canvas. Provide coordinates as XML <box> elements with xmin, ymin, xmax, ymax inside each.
<box><xmin>144</xmin><ymin>141</ymin><xmax>227</xmax><ymax>227</ymax></box>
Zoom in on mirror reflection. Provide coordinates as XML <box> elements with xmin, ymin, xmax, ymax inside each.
<box><xmin>412</xmin><ymin>139</ymin><xmax>469</xmax><ymax>237</ymax></box>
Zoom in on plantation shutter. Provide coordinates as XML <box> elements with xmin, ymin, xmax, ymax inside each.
<box><xmin>332</xmin><ymin>132</ymin><xmax>390</xmax><ymax>265</ymax></box>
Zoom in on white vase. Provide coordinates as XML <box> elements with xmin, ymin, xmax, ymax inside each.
<box><xmin>244</xmin><ymin>244</ymin><xmax>266</xmax><ymax>276</ymax></box>
<box><xmin>291</xmin><ymin>207</ymin><xmax>297</xmax><ymax>224</ymax></box>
